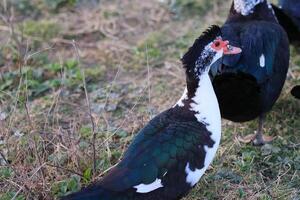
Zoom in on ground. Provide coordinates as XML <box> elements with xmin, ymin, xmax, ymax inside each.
<box><xmin>0</xmin><ymin>0</ymin><xmax>299</xmax><ymax>199</ymax></box>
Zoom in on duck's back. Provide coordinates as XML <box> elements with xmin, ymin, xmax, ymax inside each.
<box><xmin>62</xmin><ymin>108</ymin><xmax>218</xmax><ymax>200</ymax></box>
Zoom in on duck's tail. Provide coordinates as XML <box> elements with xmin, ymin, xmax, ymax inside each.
<box><xmin>61</xmin><ymin>185</ymin><xmax>122</xmax><ymax>200</ymax></box>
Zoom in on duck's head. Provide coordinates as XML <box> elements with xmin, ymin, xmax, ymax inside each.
<box><xmin>182</xmin><ymin>25</ymin><xmax>241</xmax><ymax>92</ymax></box>
<box><xmin>233</xmin><ymin>0</ymin><xmax>265</xmax><ymax>16</ymax></box>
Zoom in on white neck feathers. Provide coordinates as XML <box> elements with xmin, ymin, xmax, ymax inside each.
<box><xmin>189</xmin><ymin>74</ymin><xmax>221</xmax><ymax>143</ymax></box>
<box><xmin>174</xmin><ymin>74</ymin><xmax>221</xmax><ymax>143</ymax></box>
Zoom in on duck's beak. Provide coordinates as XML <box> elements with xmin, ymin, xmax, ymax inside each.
<box><xmin>210</xmin><ymin>43</ymin><xmax>242</xmax><ymax>77</ymax></box>
<box><xmin>223</xmin><ymin>44</ymin><xmax>242</xmax><ymax>55</ymax></box>
<box><xmin>210</xmin><ymin>40</ymin><xmax>242</xmax><ymax>77</ymax></box>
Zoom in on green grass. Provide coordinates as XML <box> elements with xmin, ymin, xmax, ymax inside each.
<box><xmin>0</xmin><ymin>0</ymin><xmax>299</xmax><ymax>199</ymax></box>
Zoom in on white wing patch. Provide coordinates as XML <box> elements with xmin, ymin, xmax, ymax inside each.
<box><xmin>259</xmin><ymin>54</ymin><xmax>265</xmax><ymax>67</ymax></box>
<box><xmin>133</xmin><ymin>179</ymin><xmax>163</xmax><ymax>193</ymax></box>
<box><xmin>185</xmin><ymin>144</ymin><xmax>219</xmax><ymax>186</ymax></box>
<box><xmin>185</xmin><ymin>163</ymin><xmax>206</xmax><ymax>186</ymax></box>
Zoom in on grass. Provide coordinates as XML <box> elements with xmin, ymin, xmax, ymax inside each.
<box><xmin>0</xmin><ymin>0</ymin><xmax>299</xmax><ymax>199</ymax></box>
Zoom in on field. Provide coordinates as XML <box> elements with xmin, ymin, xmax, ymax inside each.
<box><xmin>0</xmin><ymin>0</ymin><xmax>299</xmax><ymax>199</ymax></box>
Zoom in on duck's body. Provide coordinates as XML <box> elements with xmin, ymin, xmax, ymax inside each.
<box><xmin>211</xmin><ymin>0</ymin><xmax>289</xmax><ymax>145</ymax></box>
<box><xmin>64</xmin><ymin>92</ymin><xmax>220</xmax><ymax>200</ymax></box>
<box><xmin>63</xmin><ymin>26</ymin><xmax>241</xmax><ymax>200</ymax></box>
<box><xmin>272</xmin><ymin>0</ymin><xmax>300</xmax><ymax>44</ymax></box>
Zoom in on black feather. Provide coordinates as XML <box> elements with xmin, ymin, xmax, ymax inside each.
<box><xmin>272</xmin><ymin>4</ymin><xmax>300</xmax><ymax>43</ymax></box>
<box><xmin>181</xmin><ymin>25</ymin><xmax>221</xmax><ymax>70</ymax></box>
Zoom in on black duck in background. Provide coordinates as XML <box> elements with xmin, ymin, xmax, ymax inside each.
<box><xmin>272</xmin><ymin>0</ymin><xmax>300</xmax><ymax>45</ymax></box>
<box><xmin>210</xmin><ymin>0</ymin><xmax>290</xmax><ymax>145</ymax></box>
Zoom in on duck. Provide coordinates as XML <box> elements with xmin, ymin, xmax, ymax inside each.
<box><xmin>62</xmin><ymin>26</ymin><xmax>242</xmax><ymax>200</ymax></box>
<box><xmin>271</xmin><ymin>0</ymin><xmax>300</xmax><ymax>45</ymax></box>
<box><xmin>210</xmin><ymin>0</ymin><xmax>290</xmax><ymax>145</ymax></box>
<box><xmin>291</xmin><ymin>85</ymin><xmax>300</xmax><ymax>99</ymax></box>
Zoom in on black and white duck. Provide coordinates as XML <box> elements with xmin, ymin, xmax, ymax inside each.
<box><xmin>62</xmin><ymin>26</ymin><xmax>242</xmax><ymax>200</ymax></box>
<box><xmin>210</xmin><ymin>0</ymin><xmax>290</xmax><ymax>145</ymax></box>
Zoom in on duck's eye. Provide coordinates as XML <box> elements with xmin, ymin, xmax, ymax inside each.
<box><xmin>214</xmin><ymin>41</ymin><xmax>220</xmax><ymax>47</ymax></box>
<box><xmin>227</xmin><ymin>45</ymin><xmax>233</xmax><ymax>50</ymax></box>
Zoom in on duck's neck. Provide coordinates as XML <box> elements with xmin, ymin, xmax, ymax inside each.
<box><xmin>175</xmin><ymin>73</ymin><xmax>221</xmax><ymax>143</ymax></box>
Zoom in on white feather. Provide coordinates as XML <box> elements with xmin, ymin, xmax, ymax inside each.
<box><xmin>133</xmin><ymin>178</ymin><xmax>163</xmax><ymax>193</ymax></box>
<box><xmin>185</xmin><ymin>162</ymin><xmax>206</xmax><ymax>186</ymax></box>
<box><xmin>174</xmin><ymin>87</ymin><xmax>188</xmax><ymax>107</ymax></box>
<box><xmin>259</xmin><ymin>54</ymin><xmax>265</xmax><ymax>67</ymax></box>
<box><xmin>189</xmin><ymin>74</ymin><xmax>221</xmax><ymax>143</ymax></box>
<box><xmin>185</xmin><ymin>144</ymin><xmax>219</xmax><ymax>186</ymax></box>
<box><xmin>234</xmin><ymin>0</ymin><xmax>264</xmax><ymax>16</ymax></box>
